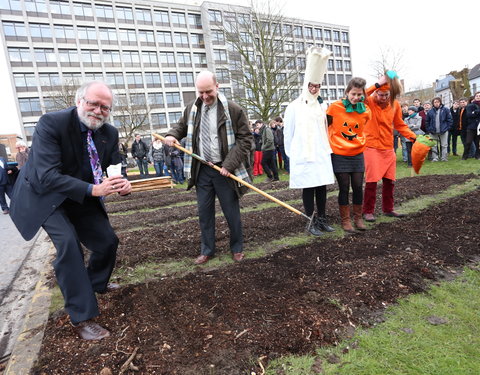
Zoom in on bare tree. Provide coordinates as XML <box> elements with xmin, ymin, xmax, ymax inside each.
<box><xmin>222</xmin><ymin>1</ymin><xmax>301</xmax><ymax>121</ymax></box>
<box><xmin>47</xmin><ymin>78</ymin><xmax>79</xmax><ymax>111</ymax></box>
<box><xmin>369</xmin><ymin>46</ymin><xmax>404</xmax><ymax>80</ymax></box>
<box><xmin>113</xmin><ymin>94</ymin><xmax>151</xmax><ymax>147</ymax></box>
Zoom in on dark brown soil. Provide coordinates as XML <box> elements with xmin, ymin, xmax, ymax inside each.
<box><xmin>32</xmin><ymin>174</ymin><xmax>480</xmax><ymax>375</ymax></box>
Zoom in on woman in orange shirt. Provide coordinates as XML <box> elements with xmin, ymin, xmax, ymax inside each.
<box><xmin>327</xmin><ymin>77</ymin><xmax>371</xmax><ymax>232</ymax></box>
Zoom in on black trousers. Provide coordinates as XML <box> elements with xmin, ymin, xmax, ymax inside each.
<box><xmin>196</xmin><ymin>164</ymin><xmax>243</xmax><ymax>256</ymax></box>
<box><xmin>42</xmin><ymin>198</ymin><xmax>118</xmax><ymax>324</ymax></box>
<box><xmin>261</xmin><ymin>150</ymin><xmax>278</xmax><ymax>179</ymax></box>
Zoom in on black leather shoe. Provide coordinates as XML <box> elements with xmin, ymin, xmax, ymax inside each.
<box><xmin>306</xmin><ymin>216</ymin><xmax>323</xmax><ymax>236</ymax></box>
<box><xmin>315</xmin><ymin>216</ymin><xmax>335</xmax><ymax>232</ymax></box>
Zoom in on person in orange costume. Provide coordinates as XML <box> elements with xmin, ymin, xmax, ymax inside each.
<box><xmin>327</xmin><ymin>77</ymin><xmax>371</xmax><ymax>233</ymax></box>
<box><xmin>362</xmin><ymin>72</ymin><xmax>416</xmax><ymax>222</ymax></box>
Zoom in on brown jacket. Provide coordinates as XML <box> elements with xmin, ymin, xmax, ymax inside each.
<box><xmin>166</xmin><ymin>97</ymin><xmax>254</xmax><ymax>196</ymax></box>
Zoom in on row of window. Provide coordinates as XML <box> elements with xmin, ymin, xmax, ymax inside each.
<box><xmin>1</xmin><ymin>0</ymin><xmax>203</xmax><ymax>28</ymax></box>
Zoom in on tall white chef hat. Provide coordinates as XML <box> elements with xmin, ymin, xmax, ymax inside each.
<box><xmin>304</xmin><ymin>46</ymin><xmax>331</xmax><ymax>85</ymax></box>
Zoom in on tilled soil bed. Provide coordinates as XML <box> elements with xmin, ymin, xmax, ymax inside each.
<box><xmin>113</xmin><ymin>174</ymin><xmax>474</xmax><ymax>267</ymax></box>
<box><xmin>32</xmin><ymin>174</ymin><xmax>480</xmax><ymax>374</ymax></box>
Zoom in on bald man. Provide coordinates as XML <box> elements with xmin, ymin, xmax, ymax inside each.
<box><xmin>164</xmin><ymin>71</ymin><xmax>253</xmax><ymax>265</ymax></box>
<box><xmin>10</xmin><ymin>81</ymin><xmax>131</xmax><ymax>340</ymax></box>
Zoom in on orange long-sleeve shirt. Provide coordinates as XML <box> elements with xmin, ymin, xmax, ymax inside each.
<box><xmin>327</xmin><ymin>100</ymin><xmax>371</xmax><ymax>156</ymax></box>
<box><xmin>364</xmin><ymin>85</ymin><xmax>416</xmax><ymax>150</ymax></box>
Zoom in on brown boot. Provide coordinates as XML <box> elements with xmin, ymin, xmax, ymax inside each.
<box><xmin>339</xmin><ymin>205</ymin><xmax>355</xmax><ymax>233</ymax></box>
<box><xmin>353</xmin><ymin>204</ymin><xmax>367</xmax><ymax>231</ymax></box>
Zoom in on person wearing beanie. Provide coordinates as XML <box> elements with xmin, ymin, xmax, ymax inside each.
<box><xmin>284</xmin><ymin>47</ymin><xmax>335</xmax><ymax>236</ymax></box>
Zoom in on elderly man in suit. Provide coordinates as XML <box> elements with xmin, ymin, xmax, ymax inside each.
<box><xmin>10</xmin><ymin>81</ymin><xmax>131</xmax><ymax>340</ymax></box>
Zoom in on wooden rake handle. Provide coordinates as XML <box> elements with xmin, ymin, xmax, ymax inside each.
<box><xmin>152</xmin><ymin>133</ymin><xmax>309</xmax><ymax>220</ymax></box>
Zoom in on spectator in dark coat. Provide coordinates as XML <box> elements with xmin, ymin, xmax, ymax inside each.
<box><xmin>462</xmin><ymin>92</ymin><xmax>480</xmax><ymax>160</ymax></box>
<box><xmin>425</xmin><ymin>97</ymin><xmax>453</xmax><ymax>162</ymax></box>
<box><xmin>449</xmin><ymin>100</ymin><xmax>460</xmax><ymax>156</ymax></box>
<box><xmin>131</xmin><ymin>134</ymin><xmax>150</xmax><ymax>177</ymax></box>
<box><xmin>0</xmin><ymin>157</ymin><xmax>17</xmax><ymax>214</ymax></box>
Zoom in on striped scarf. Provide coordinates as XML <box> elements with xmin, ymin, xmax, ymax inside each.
<box><xmin>184</xmin><ymin>93</ymin><xmax>249</xmax><ymax>183</ymax></box>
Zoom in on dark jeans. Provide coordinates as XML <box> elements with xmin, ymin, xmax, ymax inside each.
<box><xmin>447</xmin><ymin>130</ymin><xmax>459</xmax><ymax>154</ymax></box>
<box><xmin>277</xmin><ymin>145</ymin><xmax>289</xmax><ymax>172</ymax></box>
<box><xmin>153</xmin><ymin>160</ymin><xmax>165</xmax><ymax>177</ymax></box>
<box><xmin>135</xmin><ymin>157</ymin><xmax>149</xmax><ymax>176</ymax></box>
<box><xmin>463</xmin><ymin>129</ymin><xmax>480</xmax><ymax>159</ymax></box>
<box><xmin>261</xmin><ymin>150</ymin><xmax>278</xmax><ymax>179</ymax></box>
<box><xmin>196</xmin><ymin>164</ymin><xmax>243</xmax><ymax>256</ymax></box>
<box><xmin>460</xmin><ymin>131</ymin><xmax>476</xmax><ymax>157</ymax></box>
<box><xmin>406</xmin><ymin>142</ymin><xmax>413</xmax><ymax>167</ymax></box>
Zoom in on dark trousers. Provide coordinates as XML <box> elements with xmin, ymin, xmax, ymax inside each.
<box><xmin>447</xmin><ymin>130</ymin><xmax>459</xmax><ymax>154</ymax></box>
<box><xmin>278</xmin><ymin>145</ymin><xmax>289</xmax><ymax>172</ymax></box>
<box><xmin>363</xmin><ymin>178</ymin><xmax>395</xmax><ymax>214</ymax></box>
<box><xmin>135</xmin><ymin>157</ymin><xmax>149</xmax><ymax>176</ymax></box>
<box><xmin>406</xmin><ymin>142</ymin><xmax>413</xmax><ymax>167</ymax></box>
<box><xmin>0</xmin><ymin>183</ymin><xmax>13</xmax><ymax>210</ymax></box>
<box><xmin>42</xmin><ymin>199</ymin><xmax>118</xmax><ymax>324</ymax></box>
<box><xmin>261</xmin><ymin>150</ymin><xmax>278</xmax><ymax>179</ymax></box>
<box><xmin>196</xmin><ymin>164</ymin><xmax>243</xmax><ymax>256</ymax></box>
<box><xmin>463</xmin><ymin>129</ymin><xmax>480</xmax><ymax>159</ymax></box>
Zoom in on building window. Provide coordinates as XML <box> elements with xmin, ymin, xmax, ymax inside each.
<box><xmin>126</xmin><ymin>72</ymin><xmax>143</xmax><ymax>87</ymax></box>
<box><xmin>328</xmin><ymin>74</ymin><xmax>336</xmax><ymax>85</ymax></box>
<box><xmin>123</xmin><ymin>50</ymin><xmax>140</xmax><ymax>65</ymax></box>
<box><xmin>216</xmin><ymin>69</ymin><xmax>229</xmax><ymax>83</ymax></box>
<box><xmin>305</xmin><ymin>27</ymin><xmax>313</xmax><ymax>39</ymax></box>
<box><xmin>116</xmin><ymin>6</ymin><xmax>133</xmax><ymax>22</ymax></box>
<box><xmin>38</xmin><ymin>73</ymin><xmax>60</xmax><ymax>87</ymax></box>
<box><xmin>33</xmin><ymin>48</ymin><xmax>56</xmax><ymax>65</ymax></box>
<box><xmin>54</xmin><ymin>25</ymin><xmax>75</xmax><ymax>41</ymax></box>
<box><xmin>177</xmin><ymin>52</ymin><xmax>191</xmax><ymax>66</ymax></box>
<box><xmin>171</xmin><ymin>12</ymin><xmax>186</xmax><ymax>27</ymax></box>
<box><xmin>342</xmin><ymin>32</ymin><xmax>349</xmax><ymax>43</ymax></box>
<box><xmin>329</xmin><ymin>88</ymin><xmax>336</xmax><ymax>99</ymax></box>
<box><xmin>81</xmin><ymin>50</ymin><xmax>101</xmax><ymax>65</ymax></box>
<box><xmin>139</xmin><ymin>30</ymin><xmax>155</xmax><ymax>44</ymax></box>
<box><xmin>188</xmin><ymin>13</ymin><xmax>202</xmax><ymax>28</ymax></box>
<box><xmin>148</xmin><ymin>93</ymin><xmax>164</xmax><ymax>106</ymax></box>
<box><xmin>142</xmin><ymin>51</ymin><xmax>158</xmax><ymax>65</ymax></box>
<box><xmin>151</xmin><ymin>112</ymin><xmax>167</xmax><ymax>126</ymax></box>
<box><xmin>285</xmin><ymin>42</ymin><xmax>294</xmax><ymax>53</ymax></box>
<box><xmin>95</xmin><ymin>4</ymin><xmax>113</xmax><ymax>19</ymax></box>
<box><xmin>154</xmin><ymin>10</ymin><xmax>169</xmax><ymax>25</ymax></box>
<box><xmin>314</xmin><ymin>28</ymin><xmax>322</xmax><ymax>39</ymax></box>
<box><xmin>333</xmin><ymin>30</ymin><xmax>340</xmax><ymax>42</ymax></box>
<box><xmin>77</xmin><ymin>26</ymin><xmax>97</xmax><ymax>42</ymax></box>
<box><xmin>84</xmin><ymin>72</ymin><xmax>104</xmax><ymax>81</ymax></box>
<box><xmin>145</xmin><ymin>72</ymin><xmax>161</xmax><ymax>87</ymax></box>
<box><xmin>136</xmin><ymin>8</ymin><xmax>152</xmax><ymax>23</ymax></box>
<box><xmin>160</xmin><ymin>52</ymin><xmax>175</xmax><ymax>66</ymax></box>
<box><xmin>335</xmin><ymin>60</ymin><xmax>343</xmax><ymax>70</ymax></box>
<box><xmin>297</xmin><ymin>57</ymin><xmax>306</xmax><ymax>69</ymax></box>
<box><xmin>157</xmin><ymin>31</ymin><xmax>172</xmax><ymax>46</ymax></box>
<box><xmin>327</xmin><ymin>59</ymin><xmax>334</xmax><ymax>71</ymax></box>
<box><xmin>119</xmin><ymin>29</ymin><xmax>137</xmax><ymax>44</ymax></box>
<box><xmin>13</xmin><ymin>73</ymin><xmax>36</xmax><ymax>90</ymax></box>
<box><xmin>99</xmin><ymin>28</ymin><xmax>118</xmax><ymax>43</ymax></box>
<box><xmin>163</xmin><ymin>72</ymin><xmax>178</xmax><ymax>87</ymax></box>
<box><xmin>296</xmin><ymin>41</ymin><xmax>305</xmax><ymax>53</ymax></box>
<box><xmin>103</xmin><ymin>50</ymin><xmax>121</xmax><ymax>65</ymax></box>
<box><xmin>343</xmin><ymin>46</ymin><xmax>350</xmax><ymax>57</ymax></box>
<box><xmin>193</xmin><ymin>53</ymin><xmax>207</xmax><ymax>66</ymax></box>
<box><xmin>3</xmin><ymin>21</ymin><xmax>27</xmax><ymax>38</ymax></box>
<box><xmin>59</xmin><ymin>49</ymin><xmax>80</xmax><ymax>65</ymax></box>
<box><xmin>24</xmin><ymin>0</ymin><xmax>47</xmax><ymax>14</ymax></box>
<box><xmin>208</xmin><ymin>9</ymin><xmax>222</xmax><ymax>23</ymax></box>
<box><xmin>213</xmin><ymin>49</ymin><xmax>227</xmax><ymax>63</ymax></box>
<box><xmin>174</xmin><ymin>32</ymin><xmax>189</xmax><ymax>47</ymax></box>
<box><xmin>1</xmin><ymin>0</ymin><xmax>22</xmax><ymax>12</ymax></box>
<box><xmin>19</xmin><ymin>98</ymin><xmax>42</xmax><ymax>115</ymax></box>
<box><xmin>219</xmin><ymin>87</ymin><xmax>231</xmax><ymax>99</ymax></box>
<box><xmin>190</xmin><ymin>33</ymin><xmax>204</xmax><ymax>48</ymax></box>
<box><xmin>334</xmin><ymin>45</ymin><xmax>342</xmax><ymax>57</ymax></box>
<box><xmin>180</xmin><ymin>72</ymin><xmax>194</xmax><ymax>86</ymax></box>
<box><xmin>324</xmin><ymin>29</ymin><xmax>331</xmax><ymax>41</ymax></box>
<box><xmin>73</xmin><ymin>2</ymin><xmax>93</xmax><ymax>19</ymax></box>
<box><xmin>211</xmin><ymin>30</ymin><xmax>225</xmax><ymax>45</ymax></box>
<box><xmin>165</xmin><ymin>93</ymin><xmax>181</xmax><ymax>106</ymax></box>
<box><xmin>168</xmin><ymin>111</ymin><xmax>182</xmax><ymax>124</ymax></box>
<box><xmin>344</xmin><ymin>60</ymin><xmax>351</xmax><ymax>71</ymax></box>
<box><xmin>29</xmin><ymin>23</ymin><xmax>52</xmax><ymax>40</ymax></box>
<box><xmin>106</xmin><ymin>72</ymin><xmax>124</xmax><ymax>87</ymax></box>
<box><xmin>294</xmin><ymin>25</ymin><xmax>303</xmax><ymax>38</ymax></box>
<box><xmin>283</xmin><ymin>24</ymin><xmax>292</xmax><ymax>36</ymax></box>
<box><xmin>50</xmin><ymin>1</ymin><xmax>70</xmax><ymax>16</ymax></box>
<box><xmin>337</xmin><ymin>74</ymin><xmax>345</xmax><ymax>86</ymax></box>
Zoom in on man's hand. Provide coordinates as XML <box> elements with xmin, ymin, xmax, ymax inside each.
<box><xmin>163</xmin><ymin>136</ymin><xmax>179</xmax><ymax>147</ymax></box>
<box><xmin>219</xmin><ymin>166</ymin><xmax>230</xmax><ymax>177</ymax></box>
<box><xmin>92</xmin><ymin>176</ymin><xmax>132</xmax><ymax>197</ymax></box>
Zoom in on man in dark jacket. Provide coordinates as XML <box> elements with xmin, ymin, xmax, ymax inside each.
<box><xmin>425</xmin><ymin>97</ymin><xmax>453</xmax><ymax>162</ymax></box>
<box><xmin>0</xmin><ymin>157</ymin><xmax>17</xmax><ymax>214</ymax></box>
<box><xmin>164</xmin><ymin>71</ymin><xmax>253</xmax><ymax>265</ymax></box>
<box><xmin>463</xmin><ymin>92</ymin><xmax>480</xmax><ymax>160</ymax></box>
<box><xmin>10</xmin><ymin>81</ymin><xmax>131</xmax><ymax>340</ymax></box>
<box><xmin>131</xmin><ymin>134</ymin><xmax>150</xmax><ymax>177</ymax></box>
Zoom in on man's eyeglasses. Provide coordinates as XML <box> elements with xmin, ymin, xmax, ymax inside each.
<box><xmin>82</xmin><ymin>98</ymin><xmax>112</xmax><ymax>113</ymax></box>
<box><xmin>308</xmin><ymin>83</ymin><xmax>321</xmax><ymax>89</ymax></box>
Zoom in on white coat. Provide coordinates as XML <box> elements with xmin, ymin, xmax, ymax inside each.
<box><xmin>284</xmin><ymin>96</ymin><xmax>334</xmax><ymax>189</ymax></box>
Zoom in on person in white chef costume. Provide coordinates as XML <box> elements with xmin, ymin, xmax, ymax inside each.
<box><xmin>284</xmin><ymin>47</ymin><xmax>335</xmax><ymax>236</ymax></box>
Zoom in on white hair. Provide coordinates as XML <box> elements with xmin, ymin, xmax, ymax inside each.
<box><xmin>75</xmin><ymin>80</ymin><xmax>115</xmax><ymax>108</ymax></box>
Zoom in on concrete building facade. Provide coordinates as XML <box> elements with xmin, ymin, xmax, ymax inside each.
<box><xmin>0</xmin><ymin>0</ymin><xmax>352</xmax><ymax>145</ymax></box>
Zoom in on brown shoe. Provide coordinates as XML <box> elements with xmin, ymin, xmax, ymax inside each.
<box><xmin>232</xmin><ymin>252</ymin><xmax>245</xmax><ymax>262</ymax></box>
<box><xmin>194</xmin><ymin>255</ymin><xmax>212</xmax><ymax>265</ymax></box>
<box><xmin>73</xmin><ymin>320</ymin><xmax>110</xmax><ymax>340</ymax></box>
<box><xmin>353</xmin><ymin>205</ymin><xmax>367</xmax><ymax>231</ymax></box>
<box><xmin>384</xmin><ymin>211</ymin><xmax>406</xmax><ymax>218</ymax></box>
